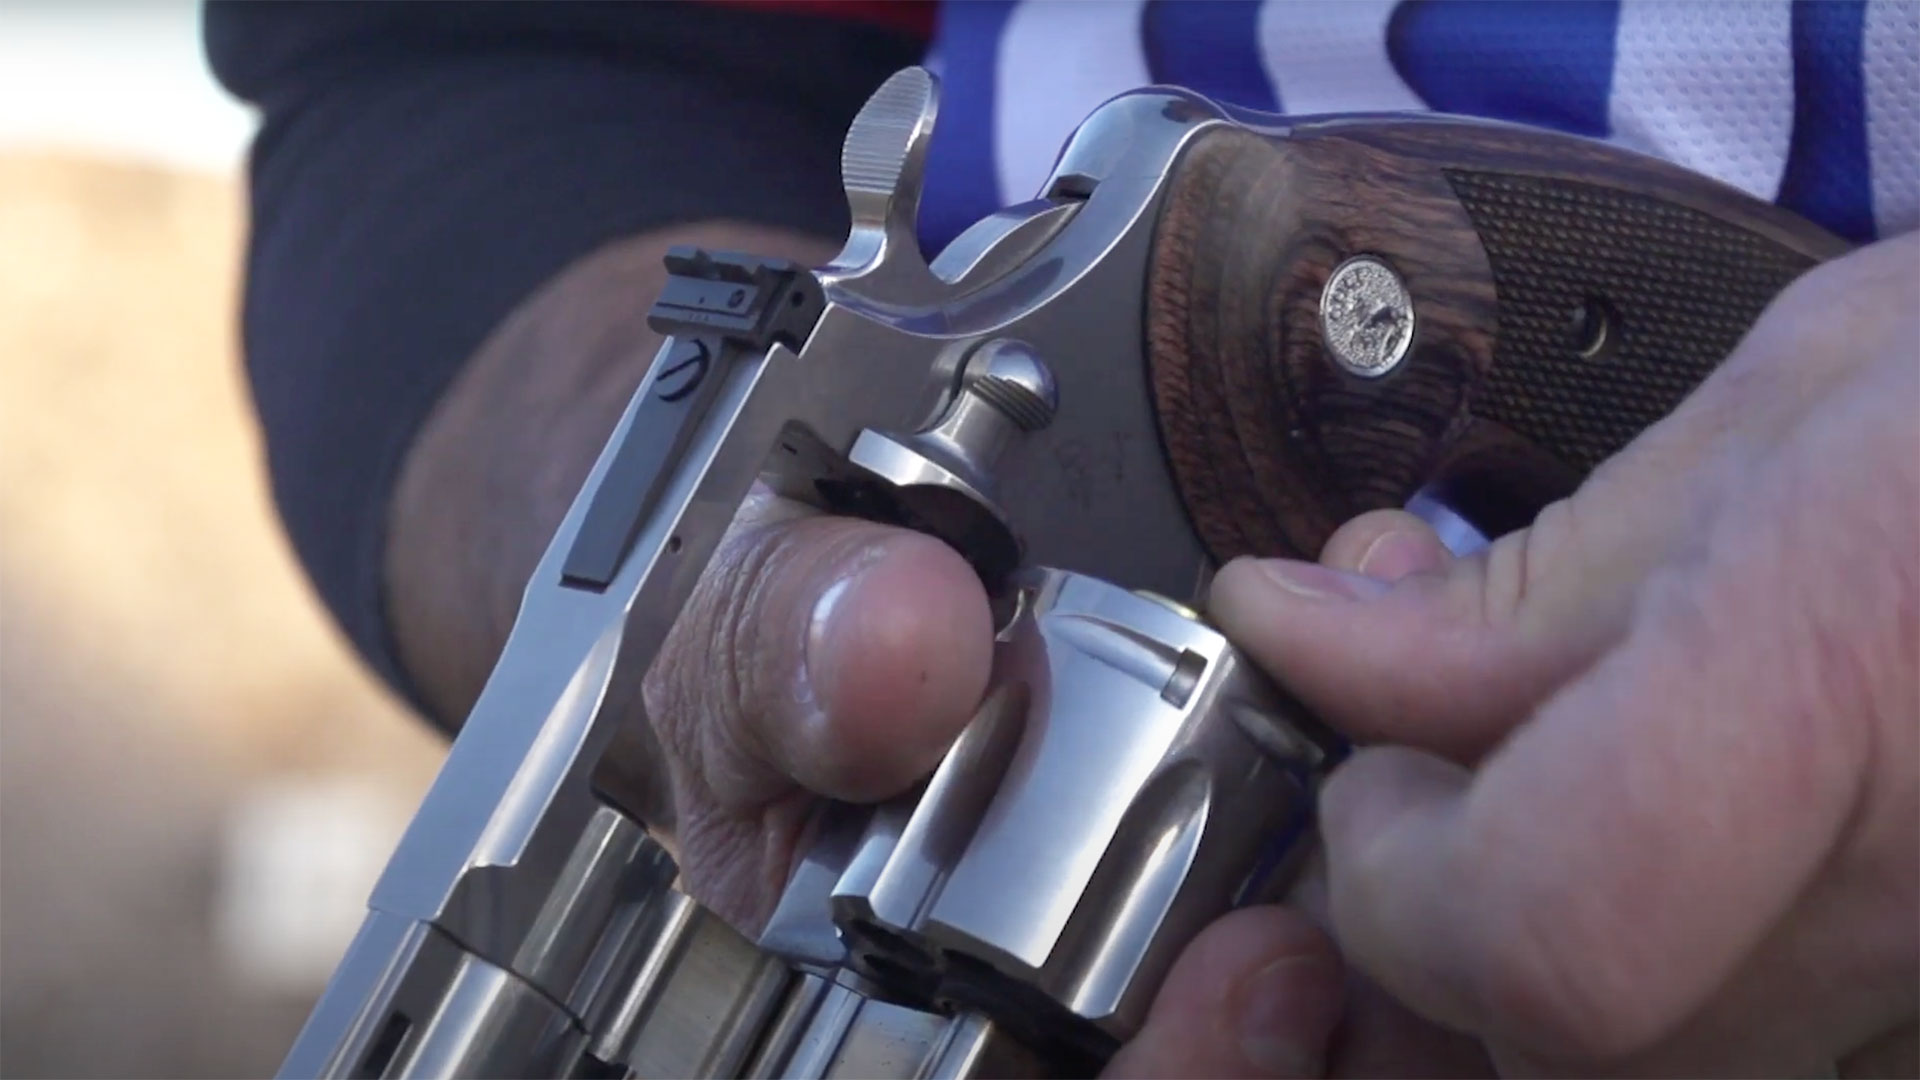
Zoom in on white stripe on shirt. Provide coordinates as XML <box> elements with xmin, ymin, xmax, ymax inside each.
<box><xmin>1256</xmin><ymin>0</ymin><xmax>1428</xmax><ymax>116</ymax></box>
<box><xmin>993</xmin><ymin>0</ymin><xmax>1153</xmax><ymax>204</ymax></box>
<box><xmin>1864</xmin><ymin>0</ymin><xmax>1920</xmax><ymax>236</ymax></box>
<box><xmin>1607</xmin><ymin>0</ymin><xmax>1795</xmax><ymax>201</ymax></box>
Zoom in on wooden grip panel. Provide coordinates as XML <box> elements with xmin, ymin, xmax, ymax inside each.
<box><xmin>1144</xmin><ymin>120</ymin><xmax>1851</xmax><ymax>562</ymax></box>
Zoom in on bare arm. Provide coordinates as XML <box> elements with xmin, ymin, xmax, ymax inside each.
<box><xmin>382</xmin><ymin>221</ymin><xmax>842</xmax><ymax>822</ymax></box>
<box><xmin>383</xmin><ymin>220</ymin><xmax>840</xmax><ymax>723</ymax></box>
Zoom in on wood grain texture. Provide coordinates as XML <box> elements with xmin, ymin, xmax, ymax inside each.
<box><xmin>1145</xmin><ymin>118</ymin><xmax>1851</xmax><ymax>563</ymax></box>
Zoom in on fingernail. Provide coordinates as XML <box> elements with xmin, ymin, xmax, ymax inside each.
<box><xmin>1253</xmin><ymin>558</ymin><xmax>1390</xmax><ymax>602</ymax></box>
<box><xmin>1237</xmin><ymin>955</ymin><xmax>1339</xmax><ymax>1076</ymax></box>
<box><xmin>1357</xmin><ymin>528</ymin><xmax>1443</xmax><ymax>581</ymax></box>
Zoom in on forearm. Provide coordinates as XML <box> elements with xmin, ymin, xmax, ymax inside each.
<box><xmin>203</xmin><ymin>0</ymin><xmax>923</xmax><ymax>731</ymax></box>
<box><xmin>383</xmin><ymin>220</ymin><xmax>840</xmax><ymax>728</ymax></box>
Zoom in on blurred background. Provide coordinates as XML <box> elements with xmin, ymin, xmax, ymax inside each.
<box><xmin>0</xmin><ymin>2</ymin><xmax>449</xmax><ymax>1075</ymax></box>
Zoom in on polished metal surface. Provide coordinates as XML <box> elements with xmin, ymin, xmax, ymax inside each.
<box><xmin>799</xmin><ymin>75</ymin><xmax>1264</xmax><ymax>608</ymax></box>
<box><xmin>928</xmin><ymin>200</ymin><xmax>1083</xmax><ymax>292</ymax></box>
<box><xmin>731</xmin><ymin>972</ymin><xmax>1046</xmax><ymax>1080</ymax></box>
<box><xmin>959</xmin><ymin>339</ymin><xmax>1058</xmax><ymax>432</ymax></box>
<box><xmin>394</xmin><ymin>952</ymin><xmax>579</xmax><ymax>1079</ymax></box>
<box><xmin>844</xmin><ymin>340</ymin><xmax>1059</xmax><ymax>583</ymax></box>
<box><xmin>1319</xmin><ymin>254</ymin><xmax>1415</xmax><ymax>378</ymax></box>
<box><xmin>281</xmin><ymin>65</ymin><xmax>1342</xmax><ymax>1080</ymax></box>
<box><xmin>818</xmin><ymin>568</ymin><xmax>1331</xmax><ymax>1064</ymax></box>
<box><xmin>600</xmin><ymin>896</ymin><xmax>792</xmax><ymax>1079</ymax></box>
<box><xmin>824</xmin><ymin>66</ymin><xmax>946</xmax><ymax>307</ymax></box>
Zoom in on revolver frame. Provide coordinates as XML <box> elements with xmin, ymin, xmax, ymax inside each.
<box><xmin>278</xmin><ymin>67</ymin><xmax>1341</xmax><ymax>1080</ymax></box>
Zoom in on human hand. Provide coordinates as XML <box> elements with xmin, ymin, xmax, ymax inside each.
<box><xmin>1171</xmin><ymin>231</ymin><xmax>1919</xmax><ymax>1077</ymax></box>
<box><xmin>642</xmin><ymin>233</ymin><xmax>1915</xmax><ymax>1077</ymax></box>
<box><xmin>635</xmin><ymin>484</ymin><xmax>996</xmax><ymax>929</ymax></box>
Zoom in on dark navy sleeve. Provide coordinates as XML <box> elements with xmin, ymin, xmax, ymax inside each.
<box><xmin>202</xmin><ymin>0</ymin><xmax>926</xmax><ymax>707</ymax></box>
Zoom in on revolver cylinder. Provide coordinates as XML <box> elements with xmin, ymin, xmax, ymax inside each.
<box><xmin>792</xmin><ymin>565</ymin><xmax>1339</xmax><ymax>1071</ymax></box>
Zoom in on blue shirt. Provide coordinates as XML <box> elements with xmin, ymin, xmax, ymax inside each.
<box><xmin>915</xmin><ymin>0</ymin><xmax>1916</xmax><ymax>256</ymax></box>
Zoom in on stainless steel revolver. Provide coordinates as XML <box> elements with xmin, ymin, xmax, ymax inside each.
<box><xmin>276</xmin><ymin>64</ymin><xmax>1846</xmax><ymax>1080</ymax></box>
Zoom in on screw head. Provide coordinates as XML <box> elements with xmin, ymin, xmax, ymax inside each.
<box><xmin>1320</xmin><ymin>255</ymin><xmax>1415</xmax><ymax>379</ymax></box>
<box><xmin>654</xmin><ymin>339</ymin><xmax>712</xmax><ymax>403</ymax></box>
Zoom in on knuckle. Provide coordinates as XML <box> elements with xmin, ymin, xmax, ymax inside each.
<box><xmin>1477</xmin><ymin>498</ymin><xmax>1559</xmax><ymax>627</ymax></box>
<box><xmin>643</xmin><ymin>513</ymin><xmax>797</xmax><ymax>802</ymax></box>
<box><xmin>1440</xmin><ymin>805</ymin><xmax>1672</xmax><ymax>1062</ymax></box>
<box><xmin>1475</xmin><ymin>493</ymin><xmax>1599</xmax><ymax>633</ymax></box>
<box><xmin>641</xmin><ymin>628</ymin><xmax>697</xmax><ymax>768</ymax></box>
<box><xmin>711</xmin><ymin>526</ymin><xmax>785</xmax><ymax>717</ymax></box>
<box><xmin>1467</xmin><ymin>881</ymin><xmax>1667</xmax><ymax>1061</ymax></box>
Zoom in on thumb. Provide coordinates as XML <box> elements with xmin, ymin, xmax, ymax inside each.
<box><xmin>1205</xmin><ymin>285</ymin><xmax>1822</xmax><ymax>761</ymax></box>
<box><xmin>1103</xmin><ymin>906</ymin><xmax>1345</xmax><ymax>1079</ymax></box>
<box><xmin>1206</xmin><ymin>502</ymin><xmax>1647</xmax><ymax>761</ymax></box>
<box><xmin>647</xmin><ymin>496</ymin><xmax>995</xmax><ymax>808</ymax></box>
